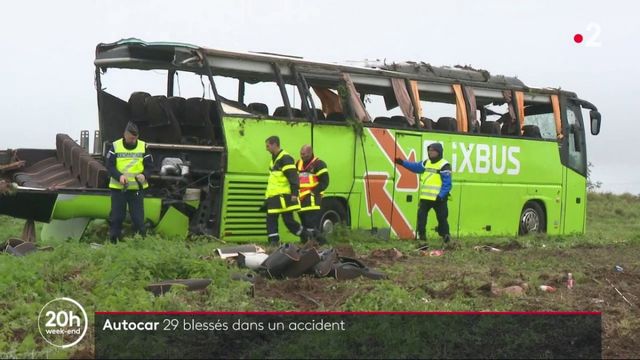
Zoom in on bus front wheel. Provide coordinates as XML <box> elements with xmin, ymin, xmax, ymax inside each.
<box><xmin>318</xmin><ymin>198</ymin><xmax>347</xmax><ymax>234</ymax></box>
<box><xmin>519</xmin><ymin>201</ymin><xmax>546</xmax><ymax>235</ymax></box>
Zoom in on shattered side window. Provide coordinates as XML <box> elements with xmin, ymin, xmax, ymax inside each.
<box><xmin>523</xmin><ymin>105</ymin><xmax>556</xmax><ymax>140</ymax></box>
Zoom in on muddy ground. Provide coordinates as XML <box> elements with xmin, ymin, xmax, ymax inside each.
<box><xmin>251</xmin><ymin>243</ymin><xmax>639</xmax><ymax>358</ymax></box>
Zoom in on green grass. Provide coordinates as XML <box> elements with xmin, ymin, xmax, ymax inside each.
<box><xmin>0</xmin><ymin>192</ymin><xmax>639</xmax><ymax>358</ymax></box>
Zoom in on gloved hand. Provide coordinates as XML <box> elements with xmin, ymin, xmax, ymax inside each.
<box><xmin>394</xmin><ymin>158</ymin><xmax>404</xmax><ymax>165</ymax></box>
<box><xmin>258</xmin><ymin>201</ymin><xmax>267</xmax><ymax>212</ymax></box>
<box><xmin>436</xmin><ymin>195</ymin><xmax>445</xmax><ymax>202</ymax></box>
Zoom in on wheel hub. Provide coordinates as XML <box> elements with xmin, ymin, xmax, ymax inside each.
<box><xmin>521</xmin><ymin>209</ymin><xmax>540</xmax><ymax>233</ymax></box>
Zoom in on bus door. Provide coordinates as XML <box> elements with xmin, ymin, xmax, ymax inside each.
<box><xmin>562</xmin><ymin>99</ymin><xmax>588</xmax><ymax>233</ymax></box>
<box><xmin>391</xmin><ymin>132</ymin><xmax>422</xmax><ymax>239</ymax></box>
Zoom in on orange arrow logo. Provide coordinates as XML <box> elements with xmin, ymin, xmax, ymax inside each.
<box><xmin>367</xmin><ymin>128</ymin><xmax>419</xmax><ymax>191</ymax></box>
<box><xmin>364</xmin><ymin>173</ymin><xmax>415</xmax><ymax>239</ymax></box>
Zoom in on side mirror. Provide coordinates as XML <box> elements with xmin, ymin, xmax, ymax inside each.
<box><xmin>590</xmin><ymin>110</ymin><xmax>601</xmax><ymax>135</ymax></box>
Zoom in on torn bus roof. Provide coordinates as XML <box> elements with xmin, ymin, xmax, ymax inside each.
<box><xmin>95</xmin><ymin>38</ymin><xmax>532</xmax><ymax>91</ymax></box>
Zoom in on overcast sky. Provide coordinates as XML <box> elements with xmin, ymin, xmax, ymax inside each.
<box><xmin>1</xmin><ymin>0</ymin><xmax>637</xmax><ymax>193</ymax></box>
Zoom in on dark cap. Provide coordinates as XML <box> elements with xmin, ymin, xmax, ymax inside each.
<box><xmin>125</xmin><ymin>122</ymin><xmax>139</xmax><ymax>136</ymax></box>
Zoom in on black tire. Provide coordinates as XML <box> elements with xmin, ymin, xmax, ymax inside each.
<box><xmin>318</xmin><ymin>198</ymin><xmax>348</xmax><ymax>234</ymax></box>
<box><xmin>519</xmin><ymin>201</ymin><xmax>546</xmax><ymax>235</ymax></box>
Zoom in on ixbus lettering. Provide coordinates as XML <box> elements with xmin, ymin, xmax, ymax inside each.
<box><xmin>424</xmin><ymin>141</ymin><xmax>521</xmax><ymax>176</ymax></box>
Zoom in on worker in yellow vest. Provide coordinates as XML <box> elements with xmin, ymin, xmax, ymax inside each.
<box><xmin>106</xmin><ymin>122</ymin><xmax>153</xmax><ymax>243</ymax></box>
<box><xmin>296</xmin><ymin>144</ymin><xmax>329</xmax><ymax>244</ymax></box>
<box><xmin>395</xmin><ymin>142</ymin><xmax>452</xmax><ymax>246</ymax></box>
<box><xmin>264</xmin><ymin>136</ymin><xmax>307</xmax><ymax>246</ymax></box>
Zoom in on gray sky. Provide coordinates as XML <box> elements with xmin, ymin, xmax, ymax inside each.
<box><xmin>1</xmin><ymin>0</ymin><xmax>637</xmax><ymax>193</ymax></box>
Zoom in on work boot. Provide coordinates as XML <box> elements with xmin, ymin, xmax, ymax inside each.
<box><xmin>443</xmin><ymin>234</ymin><xmax>451</xmax><ymax>243</ymax></box>
<box><xmin>109</xmin><ymin>236</ymin><xmax>118</xmax><ymax>244</ymax></box>
<box><xmin>416</xmin><ymin>243</ymin><xmax>429</xmax><ymax>251</ymax></box>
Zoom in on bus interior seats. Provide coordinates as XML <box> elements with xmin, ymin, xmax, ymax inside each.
<box><xmin>167</xmin><ymin>96</ymin><xmax>187</xmax><ymax>122</ymax></box>
<box><xmin>248</xmin><ymin>102</ymin><xmax>269</xmax><ymax>115</ymax></box>
<box><xmin>62</xmin><ymin>136</ymin><xmax>81</xmax><ymax>172</ymax></box>
<box><xmin>182</xmin><ymin>98</ymin><xmax>215</xmax><ymax>145</ymax></box>
<box><xmin>435</xmin><ymin>117</ymin><xmax>458</xmax><ymax>132</ymax></box>
<box><xmin>313</xmin><ymin>109</ymin><xmax>326</xmax><ymax>120</ymax></box>
<box><xmin>88</xmin><ymin>160</ymin><xmax>108</xmax><ymax>188</ymax></box>
<box><xmin>326</xmin><ymin>112</ymin><xmax>346</xmax><ymax>122</ymax></box>
<box><xmin>71</xmin><ymin>146</ymin><xmax>91</xmax><ymax>180</ymax></box>
<box><xmin>522</xmin><ymin>125</ymin><xmax>543</xmax><ymax>139</ymax></box>
<box><xmin>145</xmin><ymin>95</ymin><xmax>182</xmax><ymax>144</ymax></box>
<box><xmin>390</xmin><ymin>115</ymin><xmax>410</xmax><ymax>128</ymax></box>
<box><xmin>419</xmin><ymin>117</ymin><xmax>435</xmax><ymax>130</ymax></box>
<box><xmin>273</xmin><ymin>106</ymin><xmax>288</xmax><ymax>117</ymax></box>
<box><xmin>168</xmin><ymin>96</ymin><xmax>197</xmax><ymax>144</ymax></box>
<box><xmin>128</xmin><ymin>92</ymin><xmax>155</xmax><ymax>142</ymax></box>
<box><xmin>291</xmin><ymin>108</ymin><xmax>304</xmax><ymax>118</ymax></box>
<box><xmin>273</xmin><ymin>106</ymin><xmax>303</xmax><ymax>118</ymax></box>
<box><xmin>497</xmin><ymin>113</ymin><xmax>514</xmax><ymax>135</ymax></box>
<box><xmin>128</xmin><ymin>92</ymin><xmax>150</xmax><ymax>123</ymax></box>
<box><xmin>56</xmin><ymin>133</ymin><xmax>71</xmax><ymax>164</ymax></box>
<box><xmin>63</xmin><ymin>138</ymin><xmax>88</xmax><ymax>184</ymax></box>
<box><xmin>480</xmin><ymin>121</ymin><xmax>501</xmax><ymax>135</ymax></box>
<box><xmin>13</xmin><ymin>134</ymin><xmax>81</xmax><ymax>188</ymax></box>
<box><xmin>373</xmin><ymin>116</ymin><xmax>392</xmax><ymax>126</ymax></box>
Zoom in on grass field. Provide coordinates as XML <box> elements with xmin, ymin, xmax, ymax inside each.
<box><xmin>0</xmin><ymin>192</ymin><xmax>638</xmax><ymax>358</ymax></box>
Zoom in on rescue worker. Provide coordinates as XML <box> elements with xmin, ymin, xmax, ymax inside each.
<box><xmin>106</xmin><ymin>122</ymin><xmax>153</xmax><ymax>243</ymax></box>
<box><xmin>395</xmin><ymin>142</ymin><xmax>452</xmax><ymax>245</ymax></box>
<box><xmin>296</xmin><ymin>144</ymin><xmax>329</xmax><ymax>244</ymax></box>
<box><xmin>263</xmin><ymin>136</ymin><xmax>307</xmax><ymax>246</ymax></box>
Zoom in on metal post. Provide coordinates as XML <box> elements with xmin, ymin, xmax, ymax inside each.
<box><xmin>80</xmin><ymin>130</ymin><xmax>90</xmax><ymax>151</ymax></box>
<box><xmin>93</xmin><ymin>130</ymin><xmax>102</xmax><ymax>155</ymax></box>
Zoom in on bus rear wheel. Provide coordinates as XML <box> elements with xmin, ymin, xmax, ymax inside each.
<box><xmin>519</xmin><ymin>201</ymin><xmax>546</xmax><ymax>235</ymax></box>
<box><xmin>318</xmin><ymin>198</ymin><xmax>347</xmax><ymax>235</ymax></box>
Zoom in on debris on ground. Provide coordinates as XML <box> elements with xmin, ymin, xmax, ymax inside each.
<box><xmin>473</xmin><ymin>245</ymin><xmax>502</xmax><ymax>252</ymax></box>
<box><xmin>237</xmin><ymin>252</ymin><xmax>269</xmax><ymax>270</ymax></box>
<box><xmin>216</xmin><ymin>244</ymin><xmax>265</xmax><ymax>259</ymax></box>
<box><xmin>224</xmin><ymin>242</ymin><xmax>387</xmax><ymax>282</ymax></box>
<box><xmin>538</xmin><ymin>285</ymin><xmax>557</xmax><ymax>293</ymax></box>
<box><xmin>605</xmin><ymin>277</ymin><xmax>635</xmax><ymax>307</ymax></box>
<box><xmin>477</xmin><ymin>281</ymin><xmax>529</xmax><ymax>297</ymax></box>
<box><xmin>1</xmin><ymin>238</ymin><xmax>53</xmax><ymax>256</ymax></box>
<box><xmin>369</xmin><ymin>248</ymin><xmax>404</xmax><ymax>261</ymax></box>
<box><xmin>420</xmin><ymin>249</ymin><xmax>445</xmax><ymax>257</ymax></box>
<box><xmin>333</xmin><ymin>244</ymin><xmax>356</xmax><ymax>258</ymax></box>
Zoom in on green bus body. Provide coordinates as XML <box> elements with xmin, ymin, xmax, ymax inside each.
<box><xmin>0</xmin><ymin>39</ymin><xmax>599</xmax><ymax>242</ymax></box>
<box><xmin>221</xmin><ymin>116</ymin><xmax>586</xmax><ymax>243</ymax></box>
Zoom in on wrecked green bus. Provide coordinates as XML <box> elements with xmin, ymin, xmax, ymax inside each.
<box><xmin>0</xmin><ymin>38</ymin><xmax>602</xmax><ymax>242</ymax></box>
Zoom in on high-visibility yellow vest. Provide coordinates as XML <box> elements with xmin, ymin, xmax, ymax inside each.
<box><xmin>265</xmin><ymin>150</ymin><xmax>296</xmax><ymax>198</ymax></box>
<box><xmin>109</xmin><ymin>139</ymin><xmax>149</xmax><ymax>190</ymax></box>
<box><xmin>419</xmin><ymin>158</ymin><xmax>448</xmax><ymax>200</ymax></box>
<box><xmin>296</xmin><ymin>157</ymin><xmax>328</xmax><ymax>199</ymax></box>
